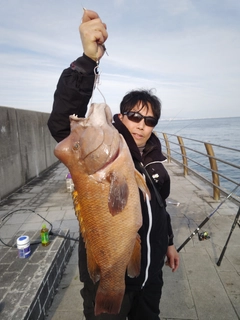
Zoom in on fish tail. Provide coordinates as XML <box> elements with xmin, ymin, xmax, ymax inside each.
<box><xmin>94</xmin><ymin>284</ymin><xmax>124</xmax><ymax>315</ymax></box>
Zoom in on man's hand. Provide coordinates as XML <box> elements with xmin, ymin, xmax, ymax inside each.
<box><xmin>165</xmin><ymin>245</ymin><xmax>180</xmax><ymax>272</ymax></box>
<box><xmin>79</xmin><ymin>9</ymin><xmax>108</xmax><ymax>62</ymax></box>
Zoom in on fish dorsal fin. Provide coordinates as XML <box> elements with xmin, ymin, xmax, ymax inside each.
<box><xmin>72</xmin><ymin>190</ymin><xmax>81</xmax><ymax>219</ymax></box>
<box><xmin>72</xmin><ymin>190</ymin><xmax>101</xmax><ymax>283</ymax></box>
<box><xmin>107</xmin><ymin>172</ymin><xmax>129</xmax><ymax>216</ymax></box>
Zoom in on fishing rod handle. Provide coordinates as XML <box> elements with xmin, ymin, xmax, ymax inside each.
<box><xmin>216</xmin><ymin>246</ymin><xmax>227</xmax><ymax>266</ymax></box>
<box><xmin>217</xmin><ymin>207</ymin><xmax>240</xmax><ymax>266</ymax></box>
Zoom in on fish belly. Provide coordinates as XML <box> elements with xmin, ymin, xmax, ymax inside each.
<box><xmin>73</xmin><ymin>165</ymin><xmax>142</xmax><ymax>315</ymax></box>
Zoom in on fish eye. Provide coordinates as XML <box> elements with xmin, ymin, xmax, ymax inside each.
<box><xmin>73</xmin><ymin>142</ymin><xmax>80</xmax><ymax>151</ymax></box>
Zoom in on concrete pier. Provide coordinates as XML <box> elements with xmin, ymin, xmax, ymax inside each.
<box><xmin>0</xmin><ymin>162</ymin><xmax>239</xmax><ymax>320</ymax></box>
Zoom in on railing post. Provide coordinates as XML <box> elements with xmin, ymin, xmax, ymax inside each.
<box><xmin>204</xmin><ymin>143</ymin><xmax>220</xmax><ymax>200</ymax></box>
<box><xmin>177</xmin><ymin>136</ymin><xmax>188</xmax><ymax>176</ymax></box>
<box><xmin>162</xmin><ymin>133</ymin><xmax>171</xmax><ymax>162</ymax></box>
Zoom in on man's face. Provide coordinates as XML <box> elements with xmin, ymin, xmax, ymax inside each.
<box><xmin>118</xmin><ymin>103</ymin><xmax>156</xmax><ymax>147</ymax></box>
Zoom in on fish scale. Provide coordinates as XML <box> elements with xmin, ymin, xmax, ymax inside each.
<box><xmin>54</xmin><ymin>102</ymin><xmax>150</xmax><ymax>315</ymax></box>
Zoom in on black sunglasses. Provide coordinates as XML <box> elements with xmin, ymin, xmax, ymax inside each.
<box><xmin>123</xmin><ymin>111</ymin><xmax>158</xmax><ymax>127</ymax></box>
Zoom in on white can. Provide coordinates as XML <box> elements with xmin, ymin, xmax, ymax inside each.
<box><xmin>17</xmin><ymin>235</ymin><xmax>31</xmax><ymax>258</ymax></box>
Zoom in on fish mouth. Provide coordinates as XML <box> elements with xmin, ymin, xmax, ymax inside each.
<box><xmin>70</xmin><ymin>114</ymin><xmax>80</xmax><ymax>120</ymax></box>
<box><xmin>69</xmin><ymin>114</ymin><xmax>86</xmax><ymax>129</ymax></box>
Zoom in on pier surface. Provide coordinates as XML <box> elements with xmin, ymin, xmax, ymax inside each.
<box><xmin>0</xmin><ymin>162</ymin><xmax>239</xmax><ymax>320</ymax></box>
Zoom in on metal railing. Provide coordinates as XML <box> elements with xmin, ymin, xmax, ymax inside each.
<box><xmin>157</xmin><ymin>132</ymin><xmax>240</xmax><ymax>206</ymax></box>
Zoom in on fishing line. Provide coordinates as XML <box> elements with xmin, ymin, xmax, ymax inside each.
<box><xmin>88</xmin><ymin>64</ymin><xmax>107</xmax><ymax>112</ymax></box>
<box><xmin>0</xmin><ymin>209</ymin><xmax>79</xmax><ymax>248</ymax></box>
<box><xmin>94</xmin><ymin>65</ymin><xmax>107</xmax><ymax>103</ymax></box>
<box><xmin>177</xmin><ymin>184</ymin><xmax>240</xmax><ymax>252</ymax></box>
<box><xmin>172</xmin><ymin>118</ymin><xmax>199</xmax><ymax>135</ymax></box>
<box><xmin>159</xmin><ymin>108</ymin><xmax>197</xmax><ymax>135</ymax></box>
<box><xmin>160</xmin><ymin>108</ymin><xmax>184</xmax><ymax>131</ymax></box>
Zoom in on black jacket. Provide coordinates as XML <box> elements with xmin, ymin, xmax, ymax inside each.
<box><xmin>48</xmin><ymin>54</ymin><xmax>174</xmax><ymax>290</ymax></box>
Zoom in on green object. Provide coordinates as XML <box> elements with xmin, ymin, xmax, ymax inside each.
<box><xmin>41</xmin><ymin>224</ymin><xmax>50</xmax><ymax>246</ymax></box>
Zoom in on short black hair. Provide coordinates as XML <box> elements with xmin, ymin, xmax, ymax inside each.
<box><xmin>120</xmin><ymin>89</ymin><xmax>161</xmax><ymax>121</ymax></box>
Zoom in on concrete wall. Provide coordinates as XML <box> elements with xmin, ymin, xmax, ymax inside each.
<box><xmin>0</xmin><ymin>106</ymin><xmax>58</xmax><ymax>200</ymax></box>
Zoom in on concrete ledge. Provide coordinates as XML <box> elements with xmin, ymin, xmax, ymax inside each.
<box><xmin>0</xmin><ymin>229</ymin><xmax>71</xmax><ymax>320</ymax></box>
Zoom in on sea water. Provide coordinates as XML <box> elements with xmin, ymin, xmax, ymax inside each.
<box><xmin>155</xmin><ymin>117</ymin><xmax>240</xmax><ymax>197</ymax></box>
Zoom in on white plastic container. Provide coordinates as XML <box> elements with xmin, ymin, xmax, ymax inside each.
<box><xmin>66</xmin><ymin>173</ymin><xmax>74</xmax><ymax>192</ymax></box>
<box><xmin>17</xmin><ymin>235</ymin><xmax>31</xmax><ymax>258</ymax></box>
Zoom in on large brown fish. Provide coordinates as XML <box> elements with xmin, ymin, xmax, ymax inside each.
<box><xmin>54</xmin><ymin>103</ymin><xmax>150</xmax><ymax>315</ymax></box>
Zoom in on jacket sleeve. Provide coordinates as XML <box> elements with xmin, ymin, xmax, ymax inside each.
<box><xmin>159</xmin><ymin>176</ymin><xmax>174</xmax><ymax>245</ymax></box>
<box><xmin>48</xmin><ymin>54</ymin><xmax>97</xmax><ymax>142</ymax></box>
<box><xmin>167</xmin><ymin>212</ymin><xmax>174</xmax><ymax>245</ymax></box>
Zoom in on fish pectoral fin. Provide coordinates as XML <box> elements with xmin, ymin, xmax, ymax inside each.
<box><xmin>107</xmin><ymin>172</ymin><xmax>129</xmax><ymax>216</ymax></box>
<box><xmin>134</xmin><ymin>169</ymin><xmax>151</xmax><ymax>200</ymax></box>
<box><xmin>127</xmin><ymin>233</ymin><xmax>141</xmax><ymax>278</ymax></box>
<box><xmin>87</xmin><ymin>246</ymin><xmax>100</xmax><ymax>283</ymax></box>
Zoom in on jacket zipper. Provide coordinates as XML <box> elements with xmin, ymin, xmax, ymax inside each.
<box><xmin>141</xmin><ymin>193</ymin><xmax>152</xmax><ymax>288</ymax></box>
<box><xmin>138</xmin><ymin>162</ymin><xmax>153</xmax><ymax>288</ymax></box>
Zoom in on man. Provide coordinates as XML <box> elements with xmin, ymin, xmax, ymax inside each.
<box><xmin>48</xmin><ymin>9</ymin><xmax>179</xmax><ymax>320</ymax></box>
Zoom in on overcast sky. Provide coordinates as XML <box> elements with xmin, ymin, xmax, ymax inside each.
<box><xmin>1</xmin><ymin>0</ymin><xmax>240</xmax><ymax>119</ymax></box>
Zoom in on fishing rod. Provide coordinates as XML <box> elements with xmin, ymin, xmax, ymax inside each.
<box><xmin>159</xmin><ymin>108</ymin><xmax>184</xmax><ymax>131</ymax></box>
<box><xmin>216</xmin><ymin>206</ymin><xmax>240</xmax><ymax>266</ymax></box>
<box><xmin>177</xmin><ymin>184</ymin><xmax>239</xmax><ymax>252</ymax></box>
<box><xmin>173</xmin><ymin>118</ymin><xmax>199</xmax><ymax>135</ymax></box>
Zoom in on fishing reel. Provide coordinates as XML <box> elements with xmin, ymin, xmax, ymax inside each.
<box><xmin>198</xmin><ymin>231</ymin><xmax>210</xmax><ymax>241</ymax></box>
